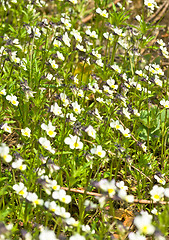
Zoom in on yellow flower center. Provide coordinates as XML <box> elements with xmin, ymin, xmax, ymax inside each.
<box><xmin>108</xmin><ymin>189</ymin><xmax>114</xmax><ymax>194</ymax></box>
<box><xmin>48</xmin><ymin>130</ymin><xmax>54</xmax><ymax>136</ymax></box>
<box><xmin>19</xmin><ymin>190</ymin><xmax>24</xmax><ymax>195</ymax></box>
<box><xmin>74</xmin><ymin>142</ymin><xmax>79</xmax><ymax>148</ymax></box>
<box><xmin>154</xmin><ymin>194</ymin><xmax>160</xmax><ymax>200</ymax></box>
<box><xmin>12</xmin><ymin>100</ymin><xmax>16</xmax><ymax>105</ymax></box>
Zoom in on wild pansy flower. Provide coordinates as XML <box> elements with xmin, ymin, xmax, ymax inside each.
<box><xmin>64</xmin><ymin>134</ymin><xmax>83</xmax><ymax>149</ymax></box>
<box><xmin>13</xmin><ymin>182</ymin><xmax>28</xmax><ymax>198</ymax></box>
<box><xmin>154</xmin><ymin>174</ymin><xmax>166</xmax><ymax>185</ymax></box>
<box><xmin>90</xmin><ymin>145</ymin><xmax>106</xmax><ymax>158</ymax></box>
<box><xmin>96</xmin><ymin>8</ymin><xmax>108</xmax><ymax>18</ymax></box>
<box><xmin>0</xmin><ymin>143</ymin><xmax>12</xmax><ymax>163</ymax></box>
<box><xmin>21</xmin><ymin>127</ymin><xmax>31</xmax><ymax>137</ymax></box>
<box><xmin>39</xmin><ymin>137</ymin><xmax>55</xmax><ymax>154</ymax></box>
<box><xmin>49</xmin><ymin>59</ymin><xmax>58</xmax><ymax>69</ymax></box>
<box><xmin>69</xmin><ymin>0</ymin><xmax>78</xmax><ymax>4</ymax></box>
<box><xmin>128</xmin><ymin>232</ymin><xmax>146</xmax><ymax>240</ymax></box>
<box><xmin>98</xmin><ymin>179</ymin><xmax>116</xmax><ymax>197</ymax></box>
<box><xmin>53</xmin><ymin>39</ymin><xmax>62</xmax><ymax>48</ymax></box>
<box><xmin>57</xmin><ymin>51</ymin><xmax>65</xmax><ymax>61</ymax></box>
<box><xmin>86</xmin><ymin>29</ymin><xmax>98</xmax><ymax>39</ymax></box>
<box><xmin>51</xmin><ymin>102</ymin><xmax>63</xmax><ymax>117</ymax></box>
<box><xmin>134</xmin><ymin>211</ymin><xmax>155</xmax><ymax>235</ymax></box>
<box><xmin>52</xmin><ymin>189</ymin><xmax>71</xmax><ymax>204</ymax></box>
<box><xmin>150</xmin><ymin>185</ymin><xmax>164</xmax><ymax>202</ymax></box>
<box><xmin>72</xmin><ymin>101</ymin><xmax>81</xmax><ymax>114</ymax></box>
<box><xmin>160</xmin><ymin>99</ymin><xmax>169</xmax><ymax>108</ymax></box>
<box><xmin>12</xmin><ymin>158</ymin><xmax>27</xmax><ymax>171</ymax></box>
<box><xmin>61</xmin><ymin>17</ymin><xmax>71</xmax><ymax>30</ymax></box>
<box><xmin>144</xmin><ymin>0</ymin><xmax>158</xmax><ymax>12</ymax></box>
<box><xmin>1</xmin><ymin>123</ymin><xmax>12</xmax><ymax>133</ymax></box>
<box><xmin>70</xmin><ymin>29</ymin><xmax>82</xmax><ymax>42</ymax></box>
<box><xmin>103</xmin><ymin>32</ymin><xmax>114</xmax><ymax>41</ymax></box>
<box><xmin>110</xmin><ymin>119</ymin><xmax>123</xmax><ymax>132</ymax></box>
<box><xmin>0</xmin><ymin>89</ymin><xmax>6</xmax><ymax>95</ymax></box>
<box><xmin>85</xmin><ymin>125</ymin><xmax>96</xmax><ymax>139</ymax></box>
<box><xmin>76</xmin><ymin>44</ymin><xmax>86</xmax><ymax>52</ymax></box>
<box><xmin>96</xmin><ymin>59</ymin><xmax>103</xmax><ymax>67</ymax></box>
<box><xmin>107</xmin><ymin>78</ymin><xmax>118</xmax><ymax>90</ymax></box>
<box><xmin>111</xmin><ymin>64</ymin><xmax>121</xmax><ymax>74</ymax></box>
<box><xmin>62</xmin><ymin>32</ymin><xmax>71</xmax><ymax>47</ymax></box>
<box><xmin>69</xmin><ymin>233</ymin><xmax>85</xmax><ymax>240</ymax></box>
<box><xmin>11</xmin><ymin>51</ymin><xmax>20</xmax><ymax>64</ymax></box>
<box><xmin>39</xmin><ymin>228</ymin><xmax>58</xmax><ymax>240</ymax></box>
<box><xmin>26</xmin><ymin>192</ymin><xmax>44</xmax><ymax>206</ymax></box>
<box><xmin>6</xmin><ymin>94</ymin><xmax>19</xmax><ymax>106</ymax></box>
<box><xmin>41</xmin><ymin>121</ymin><xmax>56</xmax><ymax>138</ymax></box>
<box><xmin>120</xmin><ymin>128</ymin><xmax>131</xmax><ymax>138</ymax></box>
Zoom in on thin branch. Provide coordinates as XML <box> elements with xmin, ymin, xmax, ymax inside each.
<box><xmin>61</xmin><ymin>186</ymin><xmax>169</xmax><ymax>205</ymax></box>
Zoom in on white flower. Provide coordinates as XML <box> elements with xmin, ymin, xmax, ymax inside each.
<box><xmin>72</xmin><ymin>101</ymin><xmax>81</xmax><ymax>114</ymax></box>
<box><xmin>60</xmin><ymin>92</ymin><xmax>70</xmax><ymax>107</ymax></box>
<box><xmin>164</xmin><ymin>188</ymin><xmax>169</xmax><ymax>198</ymax></box>
<box><xmin>61</xmin><ymin>17</ymin><xmax>71</xmax><ymax>30</ymax></box>
<box><xmin>76</xmin><ymin>44</ymin><xmax>86</xmax><ymax>52</ymax></box>
<box><xmin>13</xmin><ymin>182</ymin><xmax>27</xmax><ymax>198</ymax></box>
<box><xmin>49</xmin><ymin>59</ymin><xmax>58</xmax><ymax>69</ymax></box>
<box><xmin>144</xmin><ymin>0</ymin><xmax>158</xmax><ymax>11</ymax></box>
<box><xmin>41</xmin><ymin>121</ymin><xmax>56</xmax><ymax>138</ymax></box>
<box><xmin>103</xmin><ymin>32</ymin><xmax>114</xmax><ymax>41</ymax></box>
<box><xmin>120</xmin><ymin>128</ymin><xmax>131</xmax><ymax>137</ymax></box>
<box><xmin>69</xmin><ymin>0</ymin><xmax>77</xmax><ymax>4</ymax></box>
<box><xmin>111</xmin><ymin>64</ymin><xmax>121</xmax><ymax>73</ymax></box>
<box><xmin>92</xmin><ymin>50</ymin><xmax>101</xmax><ymax>59</ymax></box>
<box><xmin>39</xmin><ymin>137</ymin><xmax>55</xmax><ymax>154</ymax></box>
<box><xmin>51</xmin><ymin>102</ymin><xmax>63</xmax><ymax>116</ymax></box>
<box><xmin>160</xmin><ymin>99</ymin><xmax>169</xmax><ymax>108</ymax></box>
<box><xmin>53</xmin><ymin>39</ymin><xmax>61</xmax><ymax>48</ymax></box>
<box><xmin>64</xmin><ymin>134</ymin><xmax>83</xmax><ymax>149</ymax></box>
<box><xmin>98</xmin><ymin>179</ymin><xmax>116</xmax><ymax>197</ymax></box>
<box><xmin>45</xmin><ymin>201</ymin><xmax>59</xmax><ymax>212</ymax></box>
<box><xmin>96</xmin><ymin>8</ymin><xmax>108</xmax><ymax>18</ymax></box>
<box><xmin>90</xmin><ymin>145</ymin><xmax>106</xmax><ymax>158</ymax></box>
<box><xmin>66</xmin><ymin>113</ymin><xmax>76</xmax><ymax>124</ymax></box>
<box><xmin>134</xmin><ymin>211</ymin><xmax>155</xmax><ymax>235</ymax></box>
<box><xmin>52</xmin><ymin>189</ymin><xmax>71</xmax><ymax>204</ymax></box>
<box><xmin>85</xmin><ymin>125</ymin><xmax>96</xmax><ymax>139</ymax></box>
<box><xmin>1</xmin><ymin>123</ymin><xmax>12</xmax><ymax>133</ymax></box>
<box><xmin>39</xmin><ymin>229</ymin><xmax>57</xmax><ymax>240</ymax></box>
<box><xmin>154</xmin><ymin>174</ymin><xmax>166</xmax><ymax>185</ymax></box>
<box><xmin>0</xmin><ymin>143</ymin><xmax>12</xmax><ymax>163</ymax></box>
<box><xmin>70</xmin><ymin>29</ymin><xmax>82</xmax><ymax>42</ymax></box>
<box><xmin>33</xmin><ymin>27</ymin><xmax>41</xmax><ymax>38</ymax></box>
<box><xmin>6</xmin><ymin>94</ymin><xmax>19</xmax><ymax>106</ymax></box>
<box><xmin>110</xmin><ymin>119</ymin><xmax>123</xmax><ymax>132</ymax></box>
<box><xmin>26</xmin><ymin>192</ymin><xmax>44</xmax><ymax>206</ymax></box>
<box><xmin>0</xmin><ymin>89</ymin><xmax>6</xmax><ymax>95</ymax></box>
<box><xmin>128</xmin><ymin>232</ymin><xmax>146</xmax><ymax>240</ymax></box>
<box><xmin>21</xmin><ymin>127</ymin><xmax>31</xmax><ymax>137</ymax></box>
<box><xmin>12</xmin><ymin>158</ymin><xmax>27</xmax><ymax>171</ymax></box>
<box><xmin>107</xmin><ymin>78</ymin><xmax>118</xmax><ymax>90</ymax></box>
<box><xmin>57</xmin><ymin>51</ymin><xmax>65</xmax><ymax>61</ymax></box>
<box><xmin>96</xmin><ymin>59</ymin><xmax>103</xmax><ymax>67</ymax></box>
<box><xmin>116</xmin><ymin>181</ymin><xmax>128</xmax><ymax>191</ymax></box>
<box><xmin>150</xmin><ymin>185</ymin><xmax>164</xmax><ymax>202</ymax></box>
<box><xmin>62</xmin><ymin>32</ymin><xmax>71</xmax><ymax>47</ymax></box>
<box><xmin>69</xmin><ymin>233</ymin><xmax>85</xmax><ymax>240</ymax></box>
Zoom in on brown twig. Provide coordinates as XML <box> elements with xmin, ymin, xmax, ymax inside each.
<box><xmin>82</xmin><ymin>0</ymin><xmax>121</xmax><ymax>24</ymax></box>
<box><xmin>61</xmin><ymin>186</ymin><xmax>168</xmax><ymax>205</ymax></box>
